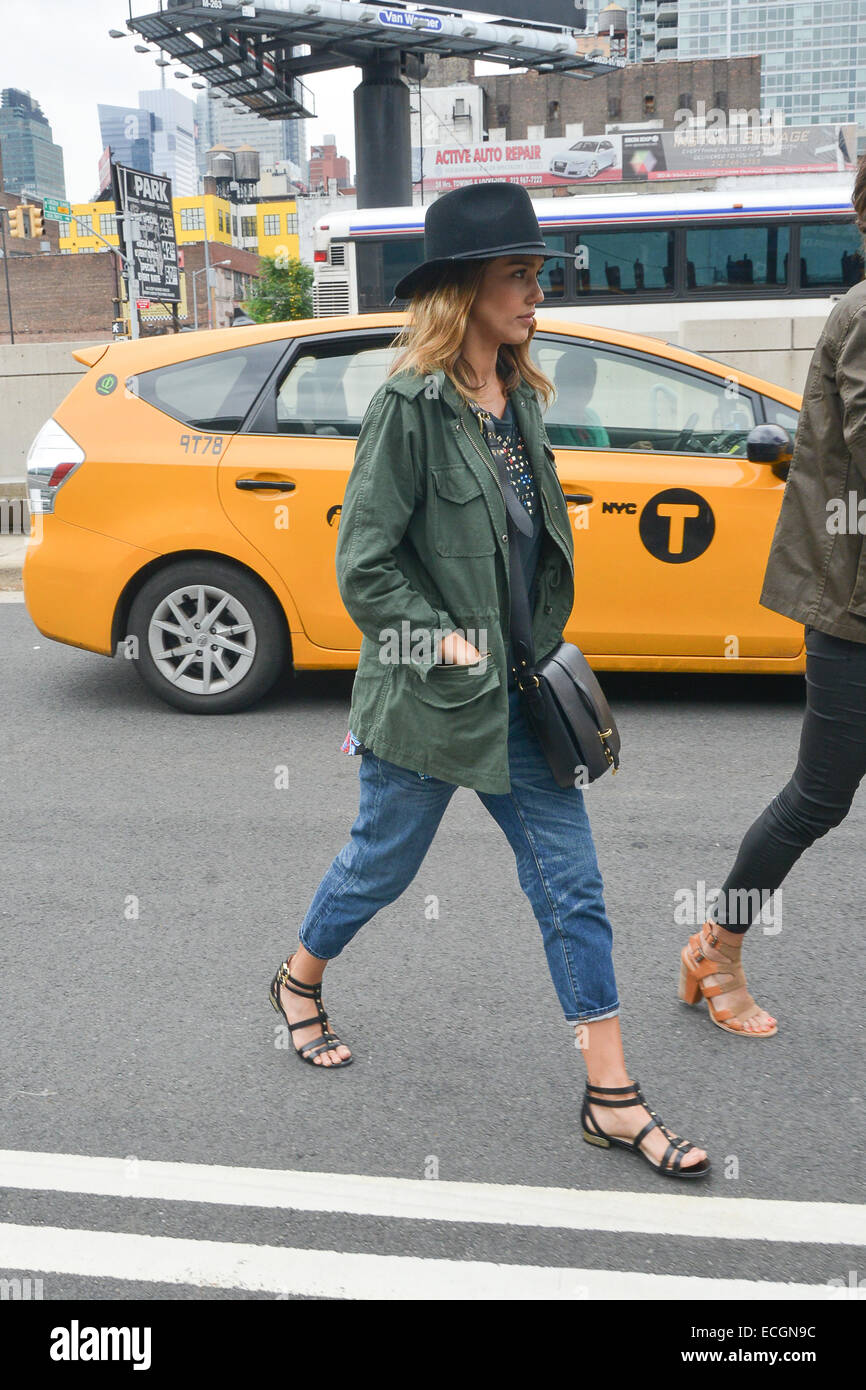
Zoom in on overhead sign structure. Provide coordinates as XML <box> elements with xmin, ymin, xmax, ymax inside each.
<box><xmin>413</xmin><ymin>123</ymin><xmax>859</xmax><ymax>192</ymax></box>
<box><xmin>377</xmin><ymin>8</ymin><xmax>442</xmax><ymax>30</ymax></box>
<box><xmin>133</xmin><ymin>0</ymin><xmax>623</xmax><ymax>106</ymax></box>
<box><xmin>112</xmin><ymin>163</ymin><xmax>181</xmax><ymax>304</ymax></box>
<box><xmin>132</xmin><ymin>0</ymin><xmax>622</xmax><ymax>208</ymax></box>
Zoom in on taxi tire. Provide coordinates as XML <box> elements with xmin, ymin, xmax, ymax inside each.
<box><xmin>128</xmin><ymin>560</ymin><xmax>288</xmax><ymax>714</ymax></box>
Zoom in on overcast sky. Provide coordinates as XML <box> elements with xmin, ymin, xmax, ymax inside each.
<box><xmin>4</xmin><ymin>0</ymin><xmax>361</xmax><ymax>201</ymax></box>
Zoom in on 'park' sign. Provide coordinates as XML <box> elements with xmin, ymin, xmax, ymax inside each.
<box><xmin>112</xmin><ymin>161</ymin><xmax>181</xmax><ymax>305</ymax></box>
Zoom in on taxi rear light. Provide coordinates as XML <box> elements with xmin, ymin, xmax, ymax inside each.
<box><xmin>26</xmin><ymin>419</ymin><xmax>85</xmax><ymax>513</ymax></box>
<box><xmin>47</xmin><ymin>461</ymin><xmax>78</xmax><ymax>489</ymax></box>
<box><xmin>314</xmin><ymin>249</ymin><xmax>328</xmax><ymax>262</ymax></box>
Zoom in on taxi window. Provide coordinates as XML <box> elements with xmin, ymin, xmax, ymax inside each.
<box><xmin>533</xmin><ymin>338</ymin><xmax>756</xmax><ymax>455</ymax></box>
<box><xmin>133</xmin><ymin>342</ymin><xmax>286</xmax><ymax>432</ymax></box>
<box><xmin>272</xmin><ymin>342</ymin><xmax>398</xmax><ymax>437</ymax></box>
<box><xmin>762</xmin><ymin>395</ymin><xmax>799</xmax><ymax>436</ymax></box>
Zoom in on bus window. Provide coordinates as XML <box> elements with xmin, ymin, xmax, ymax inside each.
<box><xmin>572</xmin><ymin>229</ymin><xmax>674</xmax><ymax>295</ymax></box>
<box><xmin>538</xmin><ymin>234</ymin><xmax>566</xmax><ymax>299</ymax></box>
<box><xmin>685</xmin><ymin>223</ymin><xmax>789</xmax><ymax>290</ymax></box>
<box><xmin>799</xmin><ymin>220</ymin><xmax>865</xmax><ymax>289</ymax></box>
<box><xmin>357</xmin><ymin>236</ymin><xmax>424</xmax><ymax>309</ymax></box>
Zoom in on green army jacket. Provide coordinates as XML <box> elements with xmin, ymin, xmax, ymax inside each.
<box><xmin>334</xmin><ymin>367</ymin><xmax>575</xmax><ymax>793</ymax></box>
<box><xmin>760</xmin><ymin>278</ymin><xmax>866</xmax><ymax>642</ymax></box>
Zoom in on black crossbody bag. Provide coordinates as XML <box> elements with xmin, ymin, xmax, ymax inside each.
<box><xmin>473</xmin><ymin>406</ymin><xmax>621</xmax><ymax>787</ymax></box>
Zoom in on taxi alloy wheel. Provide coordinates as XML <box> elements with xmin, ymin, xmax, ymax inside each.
<box><xmin>128</xmin><ymin>561</ymin><xmax>288</xmax><ymax>713</ymax></box>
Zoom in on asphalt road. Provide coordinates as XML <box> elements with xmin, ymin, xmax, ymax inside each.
<box><xmin>1</xmin><ymin>600</ymin><xmax>864</xmax><ymax>1299</ymax></box>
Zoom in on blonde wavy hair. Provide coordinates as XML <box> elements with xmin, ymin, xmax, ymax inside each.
<box><xmin>388</xmin><ymin>258</ymin><xmax>554</xmax><ymax>409</ymax></box>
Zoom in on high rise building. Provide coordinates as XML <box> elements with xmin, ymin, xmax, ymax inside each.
<box><xmin>634</xmin><ymin>0</ymin><xmax>865</xmax><ymax>126</ymax></box>
<box><xmin>140</xmin><ymin>89</ymin><xmax>198</xmax><ymax>196</ymax></box>
<box><xmin>0</xmin><ymin>88</ymin><xmax>66</xmax><ymax>199</ymax></box>
<box><xmin>98</xmin><ymin>91</ymin><xmax>197</xmax><ymax>196</ymax></box>
<box><xmin>97</xmin><ymin>103</ymin><xmax>155</xmax><ymax>174</ymax></box>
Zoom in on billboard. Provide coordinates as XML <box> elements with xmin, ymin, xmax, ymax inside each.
<box><xmin>412</xmin><ymin>124</ymin><xmax>858</xmax><ymax>192</ymax></box>
<box><xmin>112</xmin><ymin>162</ymin><xmax>181</xmax><ymax>303</ymax></box>
<box><xmin>477</xmin><ymin>0</ymin><xmax>587</xmax><ymax>24</ymax></box>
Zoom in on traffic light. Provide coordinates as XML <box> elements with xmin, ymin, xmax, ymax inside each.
<box><xmin>8</xmin><ymin>206</ymin><xmax>26</xmax><ymax>238</ymax></box>
<box><xmin>29</xmin><ymin>206</ymin><xmax>44</xmax><ymax>238</ymax></box>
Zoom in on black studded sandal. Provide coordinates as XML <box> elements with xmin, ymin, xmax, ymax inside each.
<box><xmin>269</xmin><ymin>954</ymin><xmax>353</xmax><ymax>1069</ymax></box>
<box><xmin>581</xmin><ymin>1080</ymin><xmax>710</xmax><ymax>1179</ymax></box>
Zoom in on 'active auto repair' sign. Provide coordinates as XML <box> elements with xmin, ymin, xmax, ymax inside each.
<box><xmin>412</xmin><ymin>123</ymin><xmax>857</xmax><ymax>192</ymax></box>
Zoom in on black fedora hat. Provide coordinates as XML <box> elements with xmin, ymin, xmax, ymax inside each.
<box><xmin>392</xmin><ymin>181</ymin><xmax>567</xmax><ymax>301</ymax></box>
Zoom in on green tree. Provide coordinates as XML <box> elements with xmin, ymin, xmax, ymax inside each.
<box><xmin>245</xmin><ymin>254</ymin><xmax>314</xmax><ymax>322</ymax></box>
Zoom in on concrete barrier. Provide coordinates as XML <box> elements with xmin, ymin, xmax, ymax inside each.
<box><xmin>0</xmin><ymin>319</ymin><xmax>826</xmax><ymax>492</ymax></box>
<box><xmin>0</xmin><ymin>340</ymin><xmax>105</xmax><ymax>485</ymax></box>
<box><xmin>678</xmin><ymin>316</ymin><xmax>826</xmax><ymax>395</ymax></box>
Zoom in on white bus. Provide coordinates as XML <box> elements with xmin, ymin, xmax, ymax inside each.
<box><xmin>312</xmin><ymin>184</ymin><xmax>862</xmax><ymax>340</ymax></box>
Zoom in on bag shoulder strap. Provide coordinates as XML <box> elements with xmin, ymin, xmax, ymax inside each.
<box><xmin>470</xmin><ymin>406</ymin><xmax>537</xmax><ymax>679</ymax></box>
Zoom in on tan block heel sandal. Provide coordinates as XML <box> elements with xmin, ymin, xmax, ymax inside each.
<box><xmin>679</xmin><ymin>925</ymin><xmax>778</xmax><ymax>1037</ymax></box>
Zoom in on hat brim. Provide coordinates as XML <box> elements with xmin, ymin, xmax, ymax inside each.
<box><xmin>392</xmin><ymin>245</ymin><xmax>568</xmax><ymax>301</ymax></box>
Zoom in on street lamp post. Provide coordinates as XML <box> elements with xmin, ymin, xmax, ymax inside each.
<box><xmin>191</xmin><ymin>260</ymin><xmax>230</xmax><ymax>330</ymax></box>
<box><xmin>0</xmin><ymin>208</ymin><xmax>15</xmax><ymax>344</ymax></box>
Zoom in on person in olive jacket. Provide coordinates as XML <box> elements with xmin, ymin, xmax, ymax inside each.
<box><xmin>679</xmin><ymin>157</ymin><xmax>866</xmax><ymax>1037</ymax></box>
<box><xmin>269</xmin><ymin>182</ymin><xmax>710</xmax><ymax>1179</ymax></box>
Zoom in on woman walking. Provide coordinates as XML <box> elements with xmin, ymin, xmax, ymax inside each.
<box><xmin>270</xmin><ymin>181</ymin><xmax>709</xmax><ymax>1178</ymax></box>
<box><xmin>679</xmin><ymin>158</ymin><xmax>866</xmax><ymax>1038</ymax></box>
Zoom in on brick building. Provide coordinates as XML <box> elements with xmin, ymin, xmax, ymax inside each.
<box><xmin>1</xmin><ymin>184</ymin><xmax>260</xmax><ymax>343</ymax></box>
<box><xmin>423</xmin><ymin>54</ymin><xmax>761</xmax><ymax>146</ymax></box>
<box><xmin>308</xmin><ymin>138</ymin><xmax>352</xmax><ymax>193</ymax></box>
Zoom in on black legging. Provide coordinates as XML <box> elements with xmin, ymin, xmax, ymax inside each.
<box><xmin>710</xmin><ymin>624</ymin><xmax>866</xmax><ymax>933</ymax></box>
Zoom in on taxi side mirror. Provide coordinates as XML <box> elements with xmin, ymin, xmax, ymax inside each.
<box><xmin>746</xmin><ymin>424</ymin><xmax>794</xmax><ymax>481</ymax></box>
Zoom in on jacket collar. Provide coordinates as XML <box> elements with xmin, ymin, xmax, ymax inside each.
<box><xmin>437</xmin><ymin>369</ymin><xmax>536</xmax><ymax>435</ymax></box>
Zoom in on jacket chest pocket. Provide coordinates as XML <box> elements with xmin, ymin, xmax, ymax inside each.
<box><xmin>431</xmin><ymin>466</ymin><xmax>496</xmax><ymax>558</ymax></box>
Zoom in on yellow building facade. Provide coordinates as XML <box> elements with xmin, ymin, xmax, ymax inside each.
<box><xmin>58</xmin><ymin>193</ymin><xmax>299</xmax><ymax>329</ymax></box>
<box><xmin>58</xmin><ymin>194</ymin><xmax>299</xmax><ymax>260</ymax></box>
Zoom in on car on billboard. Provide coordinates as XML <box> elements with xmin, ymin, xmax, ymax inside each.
<box><xmin>22</xmin><ymin>313</ymin><xmax>802</xmax><ymax>714</ymax></box>
<box><xmin>549</xmin><ymin>138</ymin><xmax>617</xmax><ymax>180</ymax></box>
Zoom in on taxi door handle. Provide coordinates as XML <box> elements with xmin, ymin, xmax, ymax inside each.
<box><xmin>564</xmin><ymin>492</ymin><xmax>593</xmax><ymax>505</ymax></box>
<box><xmin>235</xmin><ymin>478</ymin><xmax>296</xmax><ymax>492</ymax></box>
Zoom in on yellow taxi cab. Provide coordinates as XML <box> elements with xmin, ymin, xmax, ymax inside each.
<box><xmin>23</xmin><ymin>312</ymin><xmax>803</xmax><ymax>713</ymax></box>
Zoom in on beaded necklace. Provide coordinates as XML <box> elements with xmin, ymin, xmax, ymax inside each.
<box><xmin>466</xmin><ymin>397</ymin><xmax>538</xmax><ymax>519</ymax></box>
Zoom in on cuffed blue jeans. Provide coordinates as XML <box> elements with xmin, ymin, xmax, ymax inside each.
<box><xmin>298</xmin><ymin>687</ymin><xmax>620</xmax><ymax>1026</ymax></box>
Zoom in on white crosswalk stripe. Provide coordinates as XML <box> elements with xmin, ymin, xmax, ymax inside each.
<box><xmin>0</xmin><ymin>1222</ymin><xmax>852</xmax><ymax>1300</ymax></box>
<box><xmin>0</xmin><ymin>1150</ymin><xmax>863</xmax><ymax>1299</ymax></box>
<box><xmin>0</xmin><ymin>1149</ymin><xmax>864</xmax><ymax>1245</ymax></box>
